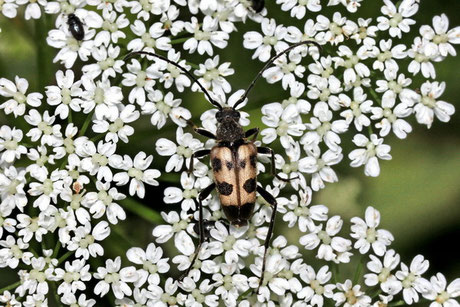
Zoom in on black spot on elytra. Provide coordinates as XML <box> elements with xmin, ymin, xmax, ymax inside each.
<box><xmin>243</xmin><ymin>178</ymin><xmax>256</xmax><ymax>193</ymax></box>
<box><xmin>249</xmin><ymin>155</ymin><xmax>257</xmax><ymax>168</ymax></box>
<box><xmin>239</xmin><ymin>160</ymin><xmax>246</xmax><ymax>169</ymax></box>
<box><xmin>223</xmin><ymin>205</ymin><xmax>238</xmax><ymax>221</ymax></box>
<box><xmin>240</xmin><ymin>202</ymin><xmax>255</xmax><ymax>220</ymax></box>
<box><xmin>226</xmin><ymin>161</ymin><xmax>234</xmax><ymax>170</ymax></box>
<box><xmin>217</xmin><ymin>182</ymin><xmax>233</xmax><ymax>196</ymax></box>
<box><xmin>222</xmin><ymin>203</ymin><xmax>254</xmax><ymax>227</ymax></box>
<box><xmin>212</xmin><ymin>158</ymin><xmax>222</xmax><ymax>172</ymax></box>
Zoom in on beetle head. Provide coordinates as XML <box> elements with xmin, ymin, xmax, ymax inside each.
<box><xmin>215</xmin><ymin>107</ymin><xmax>240</xmax><ymax>123</ymax></box>
<box><xmin>215</xmin><ymin>107</ymin><xmax>244</xmax><ymax>142</ymax></box>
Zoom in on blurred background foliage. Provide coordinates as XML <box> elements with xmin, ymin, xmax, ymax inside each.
<box><xmin>0</xmin><ymin>0</ymin><xmax>459</xmax><ymax>304</ymax></box>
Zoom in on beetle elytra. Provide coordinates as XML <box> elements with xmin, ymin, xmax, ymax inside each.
<box><xmin>67</xmin><ymin>14</ymin><xmax>85</xmax><ymax>41</ymax></box>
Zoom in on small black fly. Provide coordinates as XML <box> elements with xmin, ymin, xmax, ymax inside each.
<box><xmin>68</xmin><ymin>14</ymin><xmax>85</xmax><ymax>41</ymax></box>
<box><xmin>251</xmin><ymin>0</ymin><xmax>265</xmax><ymax>12</ymax></box>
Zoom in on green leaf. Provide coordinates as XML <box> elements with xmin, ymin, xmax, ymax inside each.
<box><xmin>120</xmin><ymin>197</ymin><xmax>163</xmax><ymax>224</ymax></box>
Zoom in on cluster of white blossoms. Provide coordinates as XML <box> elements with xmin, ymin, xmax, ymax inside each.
<box><xmin>0</xmin><ymin>0</ymin><xmax>459</xmax><ymax>305</ymax></box>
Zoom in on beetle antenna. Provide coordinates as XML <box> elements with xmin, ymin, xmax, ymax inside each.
<box><xmin>233</xmin><ymin>40</ymin><xmax>321</xmax><ymax>109</ymax></box>
<box><xmin>124</xmin><ymin>51</ymin><xmax>223</xmax><ymax>110</ymax></box>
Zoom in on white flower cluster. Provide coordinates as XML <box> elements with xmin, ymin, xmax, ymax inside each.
<box><xmin>0</xmin><ymin>0</ymin><xmax>458</xmax><ymax>305</ymax></box>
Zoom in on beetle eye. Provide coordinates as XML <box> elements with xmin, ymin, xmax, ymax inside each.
<box><xmin>216</xmin><ymin>111</ymin><xmax>223</xmax><ymax>122</ymax></box>
<box><xmin>232</xmin><ymin>111</ymin><xmax>240</xmax><ymax>119</ymax></box>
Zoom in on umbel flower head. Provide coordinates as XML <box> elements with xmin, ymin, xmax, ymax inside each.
<box><xmin>0</xmin><ymin>0</ymin><xmax>458</xmax><ymax>306</ymax></box>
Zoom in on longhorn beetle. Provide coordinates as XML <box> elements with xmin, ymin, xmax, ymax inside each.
<box><xmin>125</xmin><ymin>40</ymin><xmax>321</xmax><ymax>290</ymax></box>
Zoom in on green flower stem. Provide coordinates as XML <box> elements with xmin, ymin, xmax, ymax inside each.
<box><xmin>110</xmin><ymin>227</ymin><xmax>134</xmax><ymax>252</ymax></box>
<box><xmin>29</xmin><ymin>246</ymin><xmax>39</xmax><ymax>258</ymax></box>
<box><xmin>90</xmin><ymin>134</ymin><xmax>105</xmax><ymax>142</ymax></box>
<box><xmin>59</xmin><ymin>156</ymin><xmax>69</xmax><ymax>170</ymax></box>
<box><xmin>389</xmin><ymin>300</ymin><xmax>408</xmax><ymax>306</ymax></box>
<box><xmin>50</xmin><ymin>281</ymin><xmax>64</xmax><ymax>307</ymax></box>
<box><xmin>41</xmin><ymin>239</ymin><xmax>48</xmax><ymax>252</ymax></box>
<box><xmin>20</xmin><ymin>142</ymin><xmax>35</xmax><ymax>148</ymax></box>
<box><xmin>57</xmin><ymin>250</ymin><xmax>74</xmax><ymax>265</ymax></box>
<box><xmin>13</xmin><ymin>17</ymin><xmax>35</xmax><ymax>41</ymax></box>
<box><xmin>52</xmin><ymin>241</ymin><xmax>61</xmax><ymax>258</ymax></box>
<box><xmin>0</xmin><ymin>280</ymin><xmax>21</xmax><ymax>294</ymax></box>
<box><xmin>119</xmin><ymin>197</ymin><xmax>163</xmax><ymax>224</ymax></box>
<box><xmin>332</xmin><ymin>262</ymin><xmax>340</xmax><ymax>283</ymax></box>
<box><xmin>79</xmin><ymin>111</ymin><xmax>95</xmax><ymax>136</ymax></box>
<box><xmin>368</xmin><ymin>87</ymin><xmax>382</xmax><ymax>106</ymax></box>
<box><xmin>237</xmin><ymin>288</ymin><xmax>253</xmax><ymax>301</ymax></box>
<box><xmin>367</xmin><ymin>125</ymin><xmax>374</xmax><ymax>136</ymax></box>
<box><xmin>353</xmin><ymin>254</ymin><xmax>366</xmax><ymax>284</ymax></box>
<box><xmin>186</xmin><ymin>61</ymin><xmax>200</xmax><ymax>70</ymax></box>
<box><xmin>68</xmin><ymin>110</ymin><xmax>73</xmax><ymax>124</ymax></box>
<box><xmin>370</xmin><ymin>288</ymin><xmax>382</xmax><ymax>299</ymax></box>
<box><xmin>35</xmin><ymin>18</ymin><xmax>50</xmax><ymax>93</ymax></box>
<box><xmin>170</xmin><ymin>37</ymin><xmax>192</xmax><ymax>45</ymax></box>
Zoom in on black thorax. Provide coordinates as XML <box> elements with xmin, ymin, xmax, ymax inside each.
<box><xmin>216</xmin><ymin>120</ymin><xmax>245</xmax><ymax>143</ymax></box>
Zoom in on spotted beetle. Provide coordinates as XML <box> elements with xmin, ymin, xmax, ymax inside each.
<box><xmin>67</xmin><ymin>13</ymin><xmax>85</xmax><ymax>41</ymax></box>
<box><xmin>126</xmin><ymin>40</ymin><xmax>321</xmax><ymax>290</ymax></box>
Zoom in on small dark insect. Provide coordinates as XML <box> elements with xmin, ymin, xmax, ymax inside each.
<box><xmin>251</xmin><ymin>0</ymin><xmax>265</xmax><ymax>13</ymax></box>
<box><xmin>125</xmin><ymin>40</ymin><xmax>321</xmax><ymax>292</ymax></box>
<box><xmin>67</xmin><ymin>13</ymin><xmax>85</xmax><ymax>41</ymax></box>
<box><xmin>72</xmin><ymin>182</ymin><xmax>82</xmax><ymax>194</ymax></box>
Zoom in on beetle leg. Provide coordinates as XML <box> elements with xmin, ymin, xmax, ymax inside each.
<box><xmin>191</xmin><ymin>218</ymin><xmax>229</xmax><ymax>242</ymax></box>
<box><xmin>194</xmin><ymin>128</ymin><xmax>217</xmax><ymax>140</ymax></box>
<box><xmin>256</xmin><ymin>185</ymin><xmax>278</xmax><ymax>293</ymax></box>
<box><xmin>188</xmin><ymin>149</ymin><xmax>211</xmax><ymax>174</ymax></box>
<box><xmin>257</xmin><ymin>146</ymin><xmax>299</xmax><ymax>181</ymax></box>
<box><xmin>178</xmin><ymin>182</ymin><xmax>215</xmax><ymax>281</ymax></box>
<box><xmin>192</xmin><ymin>219</ymin><xmax>213</xmax><ymax>241</ymax></box>
<box><xmin>181</xmin><ymin>116</ymin><xmax>217</xmax><ymax>140</ymax></box>
<box><xmin>245</xmin><ymin>127</ymin><xmax>259</xmax><ymax>141</ymax></box>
